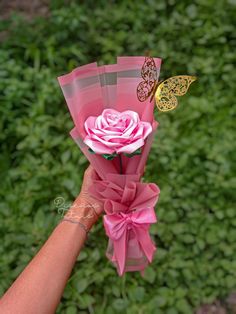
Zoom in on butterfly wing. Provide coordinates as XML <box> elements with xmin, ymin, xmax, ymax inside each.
<box><xmin>137</xmin><ymin>57</ymin><xmax>158</xmax><ymax>102</ymax></box>
<box><xmin>155</xmin><ymin>75</ymin><xmax>197</xmax><ymax>112</ymax></box>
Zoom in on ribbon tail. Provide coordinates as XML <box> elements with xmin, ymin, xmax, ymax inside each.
<box><xmin>112</xmin><ymin>230</ymin><xmax>128</xmax><ymax>276</ymax></box>
<box><xmin>136</xmin><ymin>226</ymin><xmax>156</xmax><ymax>263</ymax></box>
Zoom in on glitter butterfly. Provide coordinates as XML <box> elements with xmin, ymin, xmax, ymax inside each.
<box><xmin>137</xmin><ymin>57</ymin><xmax>197</xmax><ymax>112</ymax></box>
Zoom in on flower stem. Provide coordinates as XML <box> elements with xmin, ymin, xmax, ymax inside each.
<box><xmin>118</xmin><ymin>154</ymin><xmax>123</xmax><ymax>174</ymax></box>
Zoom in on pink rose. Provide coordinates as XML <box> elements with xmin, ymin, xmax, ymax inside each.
<box><xmin>83</xmin><ymin>109</ymin><xmax>152</xmax><ymax>154</ymax></box>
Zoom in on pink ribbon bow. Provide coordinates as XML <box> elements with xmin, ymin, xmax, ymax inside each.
<box><xmin>103</xmin><ymin>207</ymin><xmax>157</xmax><ymax>276</ymax></box>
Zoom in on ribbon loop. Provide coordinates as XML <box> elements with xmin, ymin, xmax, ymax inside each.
<box><xmin>103</xmin><ymin>207</ymin><xmax>157</xmax><ymax>275</ymax></box>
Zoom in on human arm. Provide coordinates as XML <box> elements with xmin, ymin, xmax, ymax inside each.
<box><xmin>0</xmin><ymin>166</ymin><xmax>102</xmax><ymax>314</ymax></box>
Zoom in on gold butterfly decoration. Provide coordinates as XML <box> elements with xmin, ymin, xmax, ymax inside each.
<box><xmin>137</xmin><ymin>57</ymin><xmax>197</xmax><ymax>112</ymax></box>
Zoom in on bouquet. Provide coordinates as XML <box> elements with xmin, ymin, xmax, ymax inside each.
<box><xmin>58</xmin><ymin>56</ymin><xmax>196</xmax><ymax>276</ymax></box>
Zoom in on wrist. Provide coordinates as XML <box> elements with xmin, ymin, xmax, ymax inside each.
<box><xmin>64</xmin><ymin>196</ymin><xmax>100</xmax><ymax>231</ymax></box>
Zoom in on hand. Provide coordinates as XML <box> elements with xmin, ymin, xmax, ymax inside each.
<box><xmin>64</xmin><ymin>165</ymin><xmax>103</xmax><ymax>231</ymax></box>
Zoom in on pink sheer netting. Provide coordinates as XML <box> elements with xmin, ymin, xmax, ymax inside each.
<box><xmin>58</xmin><ymin>56</ymin><xmax>162</xmax><ymax>276</ymax></box>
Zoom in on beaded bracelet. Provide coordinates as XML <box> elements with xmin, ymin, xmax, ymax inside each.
<box><xmin>60</xmin><ymin>218</ymin><xmax>89</xmax><ymax>235</ymax></box>
<box><xmin>59</xmin><ymin>197</ymin><xmax>100</xmax><ymax>235</ymax></box>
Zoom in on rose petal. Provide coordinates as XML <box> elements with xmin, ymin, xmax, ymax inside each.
<box><xmin>89</xmin><ymin>133</ymin><xmax>121</xmax><ymax>148</ymax></box>
<box><xmin>116</xmin><ymin>138</ymin><xmax>145</xmax><ymax>154</ymax></box>
<box><xmin>83</xmin><ymin>109</ymin><xmax>153</xmax><ymax>154</ymax></box>
<box><xmin>84</xmin><ymin>137</ymin><xmax>115</xmax><ymax>154</ymax></box>
<box><xmin>84</xmin><ymin>116</ymin><xmax>97</xmax><ymax>135</ymax></box>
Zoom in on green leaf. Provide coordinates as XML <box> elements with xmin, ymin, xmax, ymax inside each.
<box><xmin>102</xmin><ymin>153</ymin><xmax>118</xmax><ymax>160</ymax></box>
<box><xmin>88</xmin><ymin>148</ymin><xmax>96</xmax><ymax>154</ymax></box>
<box><xmin>77</xmin><ymin>278</ymin><xmax>89</xmax><ymax>293</ymax></box>
<box><xmin>112</xmin><ymin>298</ymin><xmax>129</xmax><ymax>311</ymax></box>
<box><xmin>77</xmin><ymin>251</ymin><xmax>88</xmax><ymax>261</ymax></box>
<box><xmin>123</xmin><ymin>148</ymin><xmax>142</xmax><ymax>157</ymax></box>
<box><xmin>150</xmin><ymin>295</ymin><xmax>167</xmax><ymax>308</ymax></box>
<box><xmin>176</xmin><ymin>299</ymin><xmax>192</xmax><ymax>313</ymax></box>
<box><xmin>128</xmin><ymin>286</ymin><xmax>145</xmax><ymax>302</ymax></box>
<box><xmin>143</xmin><ymin>267</ymin><xmax>156</xmax><ymax>284</ymax></box>
<box><xmin>65</xmin><ymin>306</ymin><xmax>78</xmax><ymax>314</ymax></box>
<box><xmin>78</xmin><ymin>295</ymin><xmax>95</xmax><ymax>309</ymax></box>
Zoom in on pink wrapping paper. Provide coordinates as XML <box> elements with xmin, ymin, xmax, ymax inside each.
<box><xmin>58</xmin><ymin>56</ymin><xmax>162</xmax><ymax>276</ymax></box>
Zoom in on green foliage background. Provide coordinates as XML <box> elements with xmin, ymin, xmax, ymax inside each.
<box><xmin>0</xmin><ymin>1</ymin><xmax>235</xmax><ymax>313</ymax></box>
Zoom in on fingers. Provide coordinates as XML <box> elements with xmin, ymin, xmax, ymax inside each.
<box><xmin>81</xmin><ymin>165</ymin><xmax>101</xmax><ymax>196</ymax></box>
<box><xmin>84</xmin><ymin>165</ymin><xmax>93</xmax><ymax>177</ymax></box>
<box><xmin>83</xmin><ymin>165</ymin><xmax>100</xmax><ymax>183</ymax></box>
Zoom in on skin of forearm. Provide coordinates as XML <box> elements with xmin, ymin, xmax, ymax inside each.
<box><xmin>0</xmin><ymin>166</ymin><xmax>102</xmax><ymax>314</ymax></box>
<box><xmin>0</xmin><ymin>208</ymin><xmax>87</xmax><ymax>314</ymax></box>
